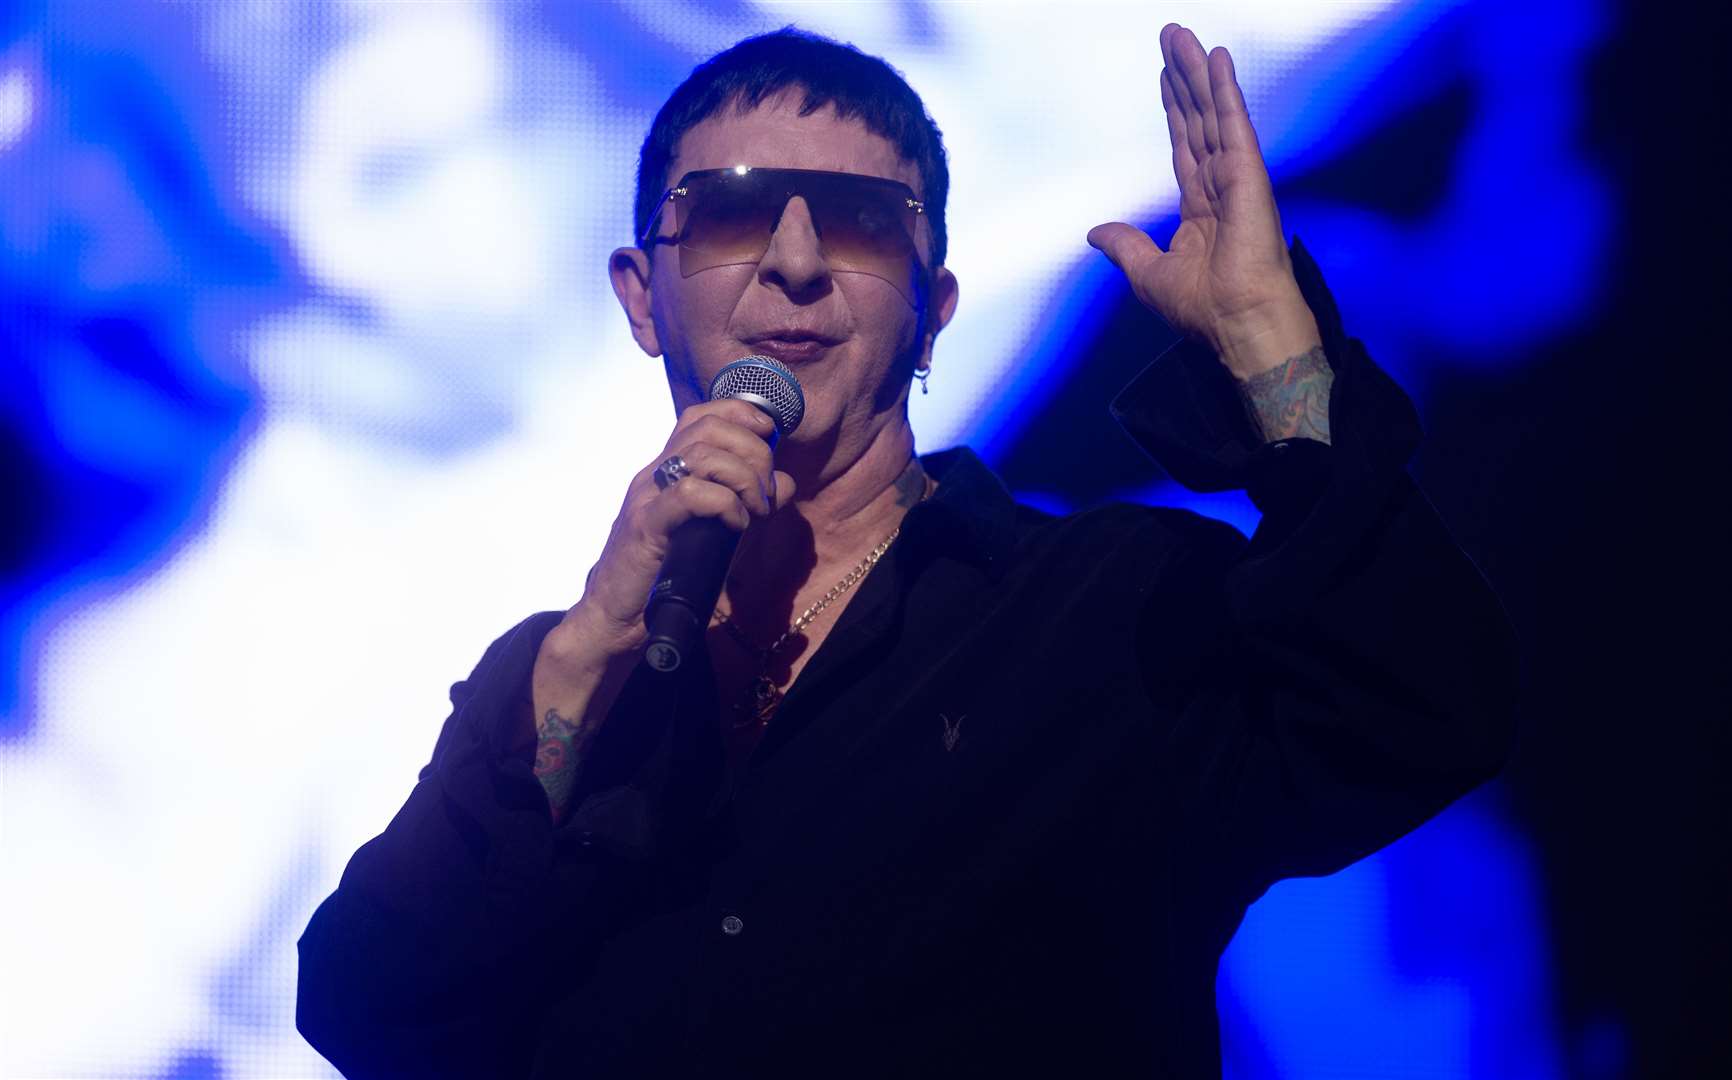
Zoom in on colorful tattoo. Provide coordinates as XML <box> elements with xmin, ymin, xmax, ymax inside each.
<box><xmin>1237</xmin><ymin>344</ymin><xmax>1333</xmax><ymax>445</ymax></box>
<box><xmin>533</xmin><ymin>707</ymin><xmax>584</xmax><ymax>825</ymax></box>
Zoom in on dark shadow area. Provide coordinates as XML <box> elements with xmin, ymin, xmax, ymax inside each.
<box><xmin>994</xmin><ymin>2</ymin><xmax>1729</xmax><ymax>1076</ymax></box>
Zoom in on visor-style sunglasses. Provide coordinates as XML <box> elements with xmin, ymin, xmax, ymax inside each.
<box><xmin>639</xmin><ymin>167</ymin><xmax>927</xmax><ymax>303</ymax></box>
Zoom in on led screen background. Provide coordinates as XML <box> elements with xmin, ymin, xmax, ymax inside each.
<box><xmin>1</xmin><ymin>1</ymin><xmax>1723</xmax><ymax>1078</ymax></box>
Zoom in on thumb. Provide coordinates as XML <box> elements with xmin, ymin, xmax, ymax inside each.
<box><xmin>1086</xmin><ymin>222</ymin><xmax>1163</xmax><ymax>277</ymax></box>
<box><xmin>770</xmin><ymin>469</ymin><xmax>798</xmax><ymax>511</ymax></box>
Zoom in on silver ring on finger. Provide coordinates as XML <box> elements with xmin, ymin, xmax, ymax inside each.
<box><xmin>652</xmin><ymin>454</ymin><xmax>692</xmax><ymax>490</ymax></box>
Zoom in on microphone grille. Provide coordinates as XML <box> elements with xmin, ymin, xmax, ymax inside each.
<box><xmin>708</xmin><ymin>355</ymin><xmax>805</xmax><ymax>436</ymax></box>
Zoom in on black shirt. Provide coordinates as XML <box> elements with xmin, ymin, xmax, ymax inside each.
<box><xmin>297</xmin><ymin>242</ymin><xmax>1519</xmax><ymax>1079</ymax></box>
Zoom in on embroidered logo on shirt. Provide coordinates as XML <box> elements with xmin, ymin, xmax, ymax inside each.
<box><xmin>940</xmin><ymin>713</ymin><xmax>965</xmax><ymax>752</ymax></box>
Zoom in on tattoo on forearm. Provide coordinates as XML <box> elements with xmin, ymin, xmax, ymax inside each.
<box><xmin>1237</xmin><ymin>344</ymin><xmax>1333</xmax><ymax>445</ymax></box>
<box><xmin>533</xmin><ymin>708</ymin><xmax>584</xmax><ymax>825</ymax></box>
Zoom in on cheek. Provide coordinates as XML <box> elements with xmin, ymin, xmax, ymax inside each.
<box><xmin>654</xmin><ymin>266</ymin><xmax>754</xmax><ymax>353</ymax></box>
<box><xmin>839</xmin><ymin>273</ymin><xmax>922</xmax><ymax>357</ymax></box>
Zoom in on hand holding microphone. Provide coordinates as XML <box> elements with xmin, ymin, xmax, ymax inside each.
<box><xmin>642</xmin><ymin>357</ymin><xmax>805</xmax><ymax>672</ymax></box>
<box><xmin>526</xmin><ymin>358</ymin><xmax>803</xmax><ymax>759</ymax></box>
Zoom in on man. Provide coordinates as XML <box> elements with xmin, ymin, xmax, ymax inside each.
<box><xmin>298</xmin><ymin>25</ymin><xmax>1517</xmax><ymax>1079</ymax></box>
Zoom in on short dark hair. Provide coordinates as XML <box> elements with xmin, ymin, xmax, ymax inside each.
<box><xmin>634</xmin><ymin>27</ymin><xmax>950</xmax><ymax>268</ymax></box>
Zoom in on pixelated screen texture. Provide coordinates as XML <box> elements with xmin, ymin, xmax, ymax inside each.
<box><xmin>0</xmin><ymin>2</ymin><xmax>1596</xmax><ymax>1077</ymax></box>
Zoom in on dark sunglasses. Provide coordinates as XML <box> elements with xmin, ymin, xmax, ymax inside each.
<box><xmin>639</xmin><ymin>167</ymin><xmax>927</xmax><ymax>302</ymax></box>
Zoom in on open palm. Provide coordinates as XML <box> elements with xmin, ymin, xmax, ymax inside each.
<box><xmin>1090</xmin><ymin>24</ymin><xmax>1314</xmax><ymax>376</ymax></box>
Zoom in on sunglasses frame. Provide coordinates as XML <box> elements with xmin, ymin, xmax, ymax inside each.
<box><xmin>637</xmin><ymin>166</ymin><xmax>928</xmax><ymax>268</ymax></box>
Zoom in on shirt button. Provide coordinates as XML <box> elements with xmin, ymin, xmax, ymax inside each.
<box><xmin>721</xmin><ymin>914</ymin><xmax>744</xmax><ymax>936</ymax></box>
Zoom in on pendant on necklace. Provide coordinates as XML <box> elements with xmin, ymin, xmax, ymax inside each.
<box><xmin>735</xmin><ymin>674</ymin><xmax>782</xmax><ymax>728</ymax></box>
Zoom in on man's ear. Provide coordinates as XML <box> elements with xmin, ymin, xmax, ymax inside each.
<box><xmin>916</xmin><ymin>265</ymin><xmax>960</xmax><ymax>372</ymax></box>
<box><xmin>609</xmin><ymin>247</ymin><xmax>662</xmax><ymax>357</ymax></box>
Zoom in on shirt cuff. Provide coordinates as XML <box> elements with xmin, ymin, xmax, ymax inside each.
<box><xmin>433</xmin><ymin>611</ymin><xmax>721</xmax><ymax>865</ymax></box>
<box><xmin>1107</xmin><ymin>235</ymin><xmax>1423</xmax><ymax>510</ymax></box>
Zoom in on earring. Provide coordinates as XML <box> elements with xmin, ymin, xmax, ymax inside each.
<box><xmin>914</xmin><ymin>365</ymin><xmax>931</xmax><ymax>395</ymax></box>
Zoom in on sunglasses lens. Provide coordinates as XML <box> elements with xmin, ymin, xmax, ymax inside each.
<box><xmin>808</xmin><ymin>176</ymin><xmax>918</xmax><ymax>293</ymax></box>
<box><xmin>673</xmin><ymin>176</ymin><xmax>780</xmax><ymax>268</ymax></box>
<box><xmin>672</xmin><ymin>170</ymin><xmax>922</xmax><ymax>300</ymax></box>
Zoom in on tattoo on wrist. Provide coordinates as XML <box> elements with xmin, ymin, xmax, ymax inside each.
<box><xmin>533</xmin><ymin>707</ymin><xmax>584</xmax><ymax>825</ymax></box>
<box><xmin>1237</xmin><ymin>344</ymin><xmax>1333</xmax><ymax>445</ymax></box>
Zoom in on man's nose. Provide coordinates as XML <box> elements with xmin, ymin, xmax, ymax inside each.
<box><xmin>756</xmin><ymin>196</ymin><xmax>830</xmax><ymax>297</ymax></box>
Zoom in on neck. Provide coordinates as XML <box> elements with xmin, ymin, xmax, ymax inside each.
<box><xmin>723</xmin><ymin>417</ymin><xmax>929</xmax><ymax>628</ymax></box>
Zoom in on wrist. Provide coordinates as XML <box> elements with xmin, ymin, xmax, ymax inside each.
<box><xmin>1208</xmin><ymin>292</ymin><xmax>1322</xmax><ymax>381</ymax></box>
<box><xmin>1234</xmin><ymin>342</ymin><xmax>1334</xmax><ymax>445</ymax></box>
<box><xmin>563</xmin><ymin>597</ymin><xmax>646</xmax><ymax>664</ymax></box>
<box><xmin>533</xmin><ymin>607</ymin><xmax>631</xmax><ymax>715</ymax></box>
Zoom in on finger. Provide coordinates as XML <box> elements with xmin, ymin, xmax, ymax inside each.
<box><xmin>675</xmin><ymin>442</ymin><xmax>776</xmax><ymax>514</ymax></box>
<box><xmin>642</xmin><ymin>475</ymin><xmax>753</xmax><ymax>536</ymax></box>
<box><xmin>1161</xmin><ymin>68</ymin><xmax>1199</xmax><ymax>200</ymax></box>
<box><xmin>669</xmin><ymin>412</ymin><xmax>776</xmax><ymax>475</ymax></box>
<box><xmin>662</xmin><ymin>427</ymin><xmax>775</xmax><ymax>511</ymax></box>
<box><xmin>670</xmin><ymin>398</ymin><xmax>778</xmax><ymax>442</ymax></box>
<box><xmin>769</xmin><ymin>469</ymin><xmax>797</xmax><ymax>511</ymax></box>
<box><xmin>1159</xmin><ymin>24</ymin><xmax>1210</xmax><ymax>165</ymax></box>
<box><xmin>1086</xmin><ymin>221</ymin><xmax>1165</xmax><ymax>279</ymax></box>
<box><xmin>1172</xmin><ymin>26</ymin><xmax>1221</xmax><ymax>153</ymax></box>
<box><xmin>1209</xmin><ymin>46</ymin><xmax>1261</xmax><ymax>156</ymax></box>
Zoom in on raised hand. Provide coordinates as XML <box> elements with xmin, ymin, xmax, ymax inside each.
<box><xmin>1088</xmin><ymin>23</ymin><xmax>1322</xmax><ymax>384</ymax></box>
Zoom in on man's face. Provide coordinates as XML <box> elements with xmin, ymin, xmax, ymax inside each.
<box><xmin>614</xmin><ymin>93</ymin><xmax>957</xmax><ymax>458</ymax></box>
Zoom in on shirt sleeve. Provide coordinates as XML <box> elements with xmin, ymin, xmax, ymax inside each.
<box><xmin>1113</xmin><ymin>237</ymin><xmax>1521</xmax><ymax>902</ymax></box>
<box><xmin>295</xmin><ymin>613</ymin><xmax>721</xmax><ymax>1079</ymax></box>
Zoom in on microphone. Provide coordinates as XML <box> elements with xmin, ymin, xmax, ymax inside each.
<box><xmin>642</xmin><ymin>356</ymin><xmax>805</xmax><ymax>673</ymax></box>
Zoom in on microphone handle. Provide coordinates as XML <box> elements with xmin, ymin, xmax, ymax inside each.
<box><xmin>642</xmin><ymin>517</ymin><xmax>740</xmax><ymax>673</ymax></box>
<box><xmin>642</xmin><ymin>386</ymin><xmax>785</xmax><ymax>674</ymax></box>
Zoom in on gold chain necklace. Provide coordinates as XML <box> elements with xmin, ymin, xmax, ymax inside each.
<box><xmin>714</xmin><ymin>491</ymin><xmax>924</xmax><ymax>729</ymax></box>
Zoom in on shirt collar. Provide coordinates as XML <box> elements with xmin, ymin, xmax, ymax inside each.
<box><xmin>901</xmin><ymin>446</ymin><xmax>1018</xmax><ymax>578</ymax></box>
